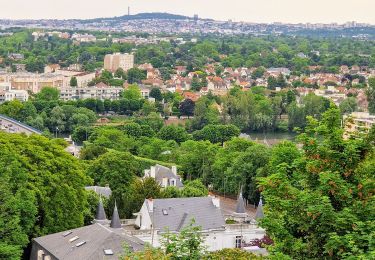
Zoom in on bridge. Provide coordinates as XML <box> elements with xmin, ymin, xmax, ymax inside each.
<box><xmin>0</xmin><ymin>114</ymin><xmax>42</xmax><ymax>135</ymax></box>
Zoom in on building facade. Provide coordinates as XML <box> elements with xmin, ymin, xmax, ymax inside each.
<box><xmin>104</xmin><ymin>53</ymin><xmax>134</xmax><ymax>72</ymax></box>
<box><xmin>59</xmin><ymin>86</ymin><xmax>123</xmax><ymax>101</ymax></box>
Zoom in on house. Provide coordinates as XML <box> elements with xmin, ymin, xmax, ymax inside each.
<box><xmin>8</xmin><ymin>53</ymin><xmax>24</xmax><ymax>60</ymax></box>
<box><xmin>44</xmin><ymin>64</ymin><xmax>61</xmax><ymax>73</ymax></box>
<box><xmin>133</xmin><ymin>194</ymin><xmax>266</xmax><ymax>251</ymax></box>
<box><xmin>85</xmin><ymin>186</ymin><xmax>112</xmax><ymax>199</ymax></box>
<box><xmin>144</xmin><ymin>164</ymin><xmax>183</xmax><ymax>189</ymax></box>
<box><xmin>30</xmin><ymin>201</ymin><xmax>145</xmax><ymax>260</ymax></box>
<box><xmin>343</xmin><ymin>112</ymin><xmax>375</xmax><ymax>139</ymax></box>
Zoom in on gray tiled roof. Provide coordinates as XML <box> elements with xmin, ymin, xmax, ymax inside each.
<box><xmin>95</xmin><ymin>199</ymin><xmax>107</xmax><ymax>221</ymax></box>
<box><xmin>32</xmin><ymin>223</ymin><xmax>144</xmax><ymax>260</ymax></box>
<box><xmin>85</xmin><ymin>186</ymin><xmax>112</xmax><ymax>198</ymax></box>
<box><xmin>235</xmin><ymin>191</ymin><xmax>246</xmax><ymax>214</ymax></box>
<box><xmin>154</xmin><ymin>165</ymin><xmax>184</xmax><ymax>188</ymax></box>
<box><xmin>110</xmin><ymin>203</ymin><xmax>121</xmax><ymax>229</ymax></box>
<box><xmin>150</xmin><ymin>197</ymin><xmax>225</xmax><ymax>232</ymax></box>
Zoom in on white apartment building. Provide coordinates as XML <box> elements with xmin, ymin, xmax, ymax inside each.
<box><xmin>344</xmin><ymin>112</ymin><xmax>375</xmax><ymax>138</ymax></box>
<box><xmin>104</xmin><ymin>53</ymin><xmax>134</xmax><ymax>72</ymax></box>
<box><xmin>0</xmin><ymin>89</ymin><xmax>29</xmax><ymax>103</ymax></box>
<box><xmin>59</xmin><ymin>86</ymin><xmax>123</xmax><ymax>101</ymax></box>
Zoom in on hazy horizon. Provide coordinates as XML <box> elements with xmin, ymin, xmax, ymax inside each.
<box><xmin>1</xmin><ymin>0</ymin><xmax>375</xmax><ymax>24</ymax></box>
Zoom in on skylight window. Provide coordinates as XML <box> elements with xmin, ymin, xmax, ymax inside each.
<box><xmin>69</xmin><ymin>236</ymin><xmax>79</xmax><ymax>242</ymax></box>
<box><xmin>75</xmin><ymin>241</ymin><xmax>86</xmax><ymax>247</ymax></box>
<box><xmin>104</xmin><ymin>249</ymin><xmax>114</xmax><ymax>255</ymax></box>
<box><xmin>62</xmin><ymin>231</ymin><xmax>72</xmax><ymax>237</ymax></box>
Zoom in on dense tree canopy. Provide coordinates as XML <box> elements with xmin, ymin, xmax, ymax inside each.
<box><xmin>259</xmin><ymin>107</ymin><xmax>375</xmax><ymax>259</ymax></box>
<box><xmin>0</xmin><ymin>132</ymin><xmax>89</xmax><ymax>259</ymax></box>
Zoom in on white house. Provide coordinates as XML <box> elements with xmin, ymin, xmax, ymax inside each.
<box><xmin>144</xmin><ymin>164</ymin><xmax>183</xmax><ymax>189</ymax></box>
<box><xmin>132</xmin><ymin>195</ymin><xmax>266</xmax><ymax>252</ymax></box>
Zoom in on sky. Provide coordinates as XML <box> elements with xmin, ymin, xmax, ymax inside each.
<box><xmin>1</xmin><ymin>0</ymin><xmax>375</xmax><ymax>24</ymax></box>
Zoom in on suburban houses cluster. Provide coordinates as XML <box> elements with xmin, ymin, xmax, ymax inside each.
<box><xmin>1</xmin><ymin>48</ymin><xmax>375</xmax><ymax>134</ymax></box>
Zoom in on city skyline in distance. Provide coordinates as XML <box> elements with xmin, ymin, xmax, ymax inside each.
<box><xmin>2</xmin><ymin>0</ymin><xmax>375</xmax><ymax>24</ymax></box>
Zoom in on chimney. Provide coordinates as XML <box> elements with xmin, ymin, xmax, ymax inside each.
<box><xmin>211</xmin><ymin>196</ymin><xmax>220</xmax><ymax>208</ymax></box>
<box><xmin>148</xmin><ymin>198</ymin><xmax>154</xmax><ymax>212</ymax></box>
<box><xmin>171</xmin><ymin>166</ymin><xmax>177</xmax><ymax>175</ymax></box>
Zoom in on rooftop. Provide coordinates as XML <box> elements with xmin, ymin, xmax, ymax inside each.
<box><xmin>149</xmin><ymin>197</ymin><xmax>225</xmax><ymax>232</ymax></box>
<box><xmin>33</xmin><ymin>223</ymin><xmax>144</xmax><ymax>260</ymax></box>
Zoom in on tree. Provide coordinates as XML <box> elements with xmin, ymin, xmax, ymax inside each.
<box><xmin>191</xmin><ymin>76</ymin><xmax>202</xmax><ymax>91</ymax></box>
<box><xmin>339</xmin><ymin>97</ymin><xmax>357</xmax><ymax>115</ymax></box>
<box><xmin>70</xmin><ymin>76</ymin><xmax>78</xmax><ymax>87</ymax></box>
<box><xmin>157</xmin><ymin>125</ymin><xmax>190</xmax><ymax>144</ymax></box>
<box><xmin>193</xmin><ymin>124</ymin><xmax>240</xmax><ymax>145</ymax></box>
<box><xmin>180</xmin><ymin>180</ymin><xmax>208</xmax><ymax>197</ymax></box>
<box><xmin>87</xmin><ymin>150</ymin><xmax>137</xmax><ymax>191</ymax></box>
<box><xmin>150</xmin><ymin>88</ymin><xmax>163</xmax><ymax>101</ymax></box>
<box><xmin>126</xmin><ymin>178</ymin><xmax>162</xmax><ymax>217</ymax></box>
<box><xmin>366</xmin><ymin>77</ymin><xmax>375</xmax><ymax>114</ymax></box>
<box><xmin>203</xmin><ymin>248</ymin><xmax>262</xmax><ymax>260</ymax></box>
<box><xmin>72</xmin><ymin>126</ymin><xmax>94</xmax><ymax>143</ymax></box>
<box><xmin>126</xmin><ymin>68</ymin><xmax>146</xmax><ymax>84</ymax></box>
<box><xmin>86</xmin><ymin>151</ymin><xmax>138</xmax><ymax>217</ymax></box>
<box><xmin>179</xmin><ymin>99</ymin><xmax>195</xmax><ymax>118</ymax></box>
<box><xmin>114</xmin><ymin>68</ymin><xmax>126</xmax><ymax>79</ymax></box>
<box><xmin>123</xmin><ymin>123</ymin><xmax>143</xmax><ymax>138</ymax></box>
<box><xmin>161</xmin><ymin>219</ymin><xmax>206</xmax><ymax>260</ymax></box>
<box><xmin>123</xmin><ymin>84</ymin><xmax>142</xmax><ymax>100</ymax></box>
<box><xmin>0</xmin><ymin>132</ymin><xmax>89</xmax><ymax>258</ymax></box>
<box><xmin>34</xmin><ymin>87</ymin><xmax>60</xmax><ymax>101</ymax></box>
<box><xmin>177</xmin><ymin>140</ymin><xmax>219</xmax><ymax>181</ymax></box>
<box><xmin>258</xmin><ymin>107</ymin><xmax>375</xmax><ymax>259</ymax></box>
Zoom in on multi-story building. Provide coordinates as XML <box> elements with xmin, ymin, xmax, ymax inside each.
<box><xmin>0</xmin><ymin>89</ymin><xmax>29</xmax><ymax>103</ymax></box>
<box><xmin>104</xmin><ymin>53</ymin><xmax>134</xmax><ymax>72</ymax></box>
<box><xmin>59</xmin><ymin>86</ymin><xmax>123</xmax><ymax>101</ymax></box>
<box><xmin>0</xmin><ymin>72</ymin><xmax>67</xmax><ymax>93</ymax></box>
<box><xmin>344</xmin><ymin>112</ymin><xmax>375</xmax><ymax>138</ymax></box>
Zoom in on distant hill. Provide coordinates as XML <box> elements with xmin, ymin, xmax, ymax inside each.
<box><xmin>85</xmin><ymin>12</ymin><xmax>193</xmax><ymax>23</ymax></box>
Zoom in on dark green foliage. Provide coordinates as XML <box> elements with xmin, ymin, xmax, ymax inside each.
<box><xmin>179</xmin><ymin>99</ymin><xmax>195</xmax><ymax>118</ymax></box>
<box><xmin>150</xmin><ymin>88</ymin><xmax>163</xmax><ymax>101</ymax></box>
<box><xmin>259</xmin><ymin>107</ymin><xmax>375</xmax><ymax>259</ymax></box>
<box><xmin>0</xmin><ymin>132</ymin><xmax>89</xmax><ymax>257</ymax></box>
<box><xmin>193</xmin><ymin>124</ymin><xmax>240</xmax><ymax>145</ymax></box>
<box><xmin>157</xmin><ymin>125</ymin><xmax>190</xmax><ymax>144</ymax></box>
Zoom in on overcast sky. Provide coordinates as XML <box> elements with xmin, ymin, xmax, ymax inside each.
<box><xmin>2</xmin><ymin>0</ymin><xmax>375</xmax><ymax>24</ymax></box>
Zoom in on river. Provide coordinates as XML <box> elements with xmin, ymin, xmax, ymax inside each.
<box><xmin>240</xmin><ymin>132</ymin><xmax>297</xmax><ymax>146</ymax></box>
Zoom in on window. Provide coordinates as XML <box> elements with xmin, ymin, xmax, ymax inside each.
<box><xmin>37</xmin><ymin>250</ymin><xmax>44</xmax><ymax>260</ymax></box>
<box><xmin>104</xmin><ymin>249</ymin><xmax>114</xmax><ymax>255</ymax></box>
<box><xmin>62</xmin><ymin>231</ymin><xmax>72</xmax><ymax>237</ymax></box>
<box><xmin>75</xmin><ymin>241</ymin><xmax>86</xmax><ymax>247</ymax></box>
<box><xmin>69</xmin><ymin>236</ymin><xmax>79</xmax><ymax>242</ymax></box>
<box><xmin>235</xmin><ymin>236</ymin><xmax>242</xmax><ymax>248</ymax></box>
